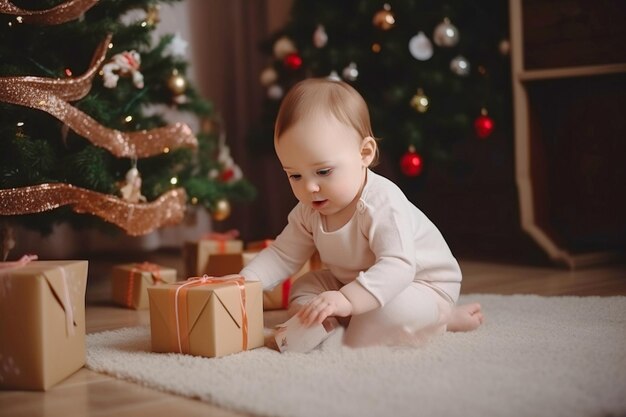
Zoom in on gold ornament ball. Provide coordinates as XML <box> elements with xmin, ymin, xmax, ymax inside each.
<box><xmin>212</xmin><ymin>198</ymin><xmax>231</xmax><ymax>221</ymax></box>
<box><xmin>372</xmin><ymin>4</ymin><xmax>395</xmax><ymax>30</ymax></box>
<box><xmin>499</xmin><ymin>39</ymin><xmax>511</xmax><ymax>55</ymax></box>
<box><xmin>146</xmin><ymin>5</ymin><xmax>161</xmax><ymax>26</ymax></box>
<box><xmin>410</xmin><ymin>89</ymin><xmax>430</xmax><ymax>113</ymax></box>
<box><xmin>167</xmin><ymin>70</ymin><xmax>187</xmax><ymax>95</ymax></box>
<box><xmin>273</xmin><ymin>36</ymin><xmax>297</xmax><ymax>60</ymax></box>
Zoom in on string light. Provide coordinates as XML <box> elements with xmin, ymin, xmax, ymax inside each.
<box><xmin>170</xmin><ymin>177</ymin><xmax>178</xmax><ymax>185</ymax></box>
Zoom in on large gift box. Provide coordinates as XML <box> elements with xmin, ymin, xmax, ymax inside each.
<box><xmin>0</xmin><ymin>260</ymin><xmax>88</xmax><ymax>390</ymax></box>
<box><xmin>111</xmin><ymin>263</ymin><xmax>177</xmax><ymax>309</ymax></box>
<box><xmin>182</xmin><ymin>236</ymin><xmax>243</xmax><ymax>278</ymax></box>
<box><xmin>148</xmin><ymin>277</ymin><xmax>264</xmax><ymax>358</ymax></box>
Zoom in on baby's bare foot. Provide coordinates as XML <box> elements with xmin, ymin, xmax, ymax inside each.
<box><xmin>447</xmin><ymin>303</ymin><xmax>484</xmax><ymax>332</ymax></box>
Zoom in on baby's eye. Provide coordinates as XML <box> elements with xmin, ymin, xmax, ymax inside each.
<box><xmin>288</xmin><ymin>174</ymin><xmax>302</xmax><ymax>181</ymax></box>
<box><xmin>316</xmin><ymin>168</ymin><xmax>332</xmax><ymax>177</ymax></box>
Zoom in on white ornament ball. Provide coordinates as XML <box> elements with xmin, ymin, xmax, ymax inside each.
<box><xmin>342</xmin><ymin>62</ymin><xmax>359</xmax><ymax>82</ymax></box>
<box><xmin>267</xmin><ymin>84</ymin><xmax>284</xmax><ymax>100</ymax></box>
<box><xmin>313</xmin><ymin>25</ymin><xmax>328</xmax><ymax>48</ymax></box>
<box><xmin>408</xmin><ymin>31</ymin><xmax>433</xmax><ymax>61</ymax></box>
<box><xmin>327</xmin><ymin>71</ymin><xmax>341</xmax><ymax>81</ymax></box>
<box><xmin>433</xmin><ymin>18</ymin><xmax>460</xmax><ymax>47</ymax></box>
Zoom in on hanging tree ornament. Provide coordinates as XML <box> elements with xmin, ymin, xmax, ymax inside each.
<box><xmin>267</xmin><ymin>84</ymin><xmax>284</xmax><ymax>100</ymax></box>
<box><xmin>450</xmin><ymin>55</ymin><xmax>471</xmax><ymax>76</ymax></box>
<box><xmin>145</xmin><ymin>4</ymin><xmax>160</xmax><ymax>26</ymax></box>
<box><xmin>273</xmin><ymin>36</ymin><xmax>297</xmax><ymax>59</ymax></box>
<box><xmin>313</xmin><ymin>24</ymin><xmax>328</xmax><ymax>48</ymax></box>
<box><xmin>212</xmin><ymin>198</ymin><xmax>231</xmax><ymax>221</ymax></box>
<box><xmin>410</xmin><ymin>88</ymin><xmax>429</xmax><ymax>113</ymax></box>
<box><xmin>408</xmin><ymin>31</ymin><xmax>433</xmax><ymax>61</ymax></box>
<box><xmin>474</xmin><ymin>108</ymin><xmax>495</xmax><ymax>139</ymax></box>
<box><xmin>283</xmin><ymin>52</ymin><xmax>303</xmax><ymax>70</ymax></box>
<box><xmin>166</xmin><ymin>68</ymin><xmax>188</xmax><ymax>104</ymax></box>
<box><xmin>119</xmin><ymin>160</ymin><xmax>147</xmax><ymax>204</ymax></box>
<box><xmin>372</xmin><ymin>3</ymin><xmax>395</xmax><ymax>31</ymax></box>
<box><xmin>400</xmin><ymin>146</ymin><xmax>424</xmax><ymax>177</ymax></box>
<box><xmin>259</xmin><ymin>66</ymin><xmax>278</xmax><ymax>87</ymax></box>
<box><xmin>342</xmin><ymin>62</ymin><xmax>359</xmax><ymax>82</ymax></box>
<box><xmin>101</xmin><ymin>50</ymin><xmax>144</xmax><ymax>89</ymax></box>
<box><xmin>433</xmin><ymin>17</ymin><xmax>460</xmax><ymax>47</ymax></box>
<box><xmin>498</xmin><ymin>39</ymin><xmax>511</xmax><ymax>56</ymax></box>
<box><xmin>327</xmin><ymin>70</ymin><xmax>341</xmax><ymax>81</ymax></box>
<box><xmin>166</xmin><ymin>68</ymin><xmax>187</xmax><ymax>95</ymax></box>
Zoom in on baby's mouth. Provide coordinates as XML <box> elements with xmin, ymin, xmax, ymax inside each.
<box><xmin>311</xmin><ymin>199</ymin><xmax>328</xmax><ymax>209</ymax></box>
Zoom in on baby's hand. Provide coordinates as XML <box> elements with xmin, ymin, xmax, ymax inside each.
<box><xmin>297</xmin><ymin>291</ymin><xmax>352</xmax><ymax>327</ymax></box>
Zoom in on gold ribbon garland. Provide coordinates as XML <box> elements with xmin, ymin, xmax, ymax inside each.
<box><xmin>0</xmin><ymin>0</ymin><xmax>99</xmax><ymax>25</ymax></box>
<box><xmin>0</xmin><ymin>183</ymin><xmax>187</xmax><ymax>236</ymax></box>
<box><xmin>0</xmin><ymin>37</ymin><xmax>198</xmax><ymax>158</ymax></box>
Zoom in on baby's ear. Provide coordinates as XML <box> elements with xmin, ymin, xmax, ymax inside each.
<box><xmin>360</xmin><ymin>136</ymin><xmax>377</xmax><ymax>167</ymax></box>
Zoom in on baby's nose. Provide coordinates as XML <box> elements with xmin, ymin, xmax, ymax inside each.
<box><xmin>305</xmin><ymin>180</ymin><xmax>320</xmax><ymax>193</ymax></box>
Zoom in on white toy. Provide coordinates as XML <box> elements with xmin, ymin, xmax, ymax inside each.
<box><xmin>102</xmin><ymin>50</ymin><xmax>144</xmax><ymax>89</ymax></box>
<box><xmin>119</xmin><ymin>167</ymin><xmax>146</xmax><ymax>203</ymax></box>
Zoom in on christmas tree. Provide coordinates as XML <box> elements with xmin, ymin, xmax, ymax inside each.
<box><xmin>0</xmin><ymin>0</ymin><xmax>255</xmax><ymax>250</ymax></box>
<box><xmin>253</xmin><ymin>0</ymin><xmax>511</xmax><ymax>179</ymax></box>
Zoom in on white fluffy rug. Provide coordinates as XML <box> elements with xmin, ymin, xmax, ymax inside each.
<box><xmin>86</xmin><ymin>294</ymin><xmax>626</xmax><ymax>417</ymax></box>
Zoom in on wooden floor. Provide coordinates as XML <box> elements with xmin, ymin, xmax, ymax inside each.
<box><xmin>1</xmin><ymin>250</ymin><xmax>625</xmax><ymax>417</ymax></box>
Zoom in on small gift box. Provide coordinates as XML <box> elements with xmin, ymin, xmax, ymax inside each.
<box><xmin>111</xmin><ymin>263</ymin><xmax>177</xmax><ymax>310</ymax></box>
<box><xmin>148</xmin><ymin>276</ymin><xmax>264</xmax><ymax>358</ymax></box>
<box><xmin>182</xmin><ymin>230</ymin><xmax>243</xmax><ymax>278</ymax></box>
<box><xmin>0</xmin><ymin>259</ymin><xmax>88</xmax><ymax>390</ymax></box>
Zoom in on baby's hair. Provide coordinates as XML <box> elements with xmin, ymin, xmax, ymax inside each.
<box><xmin>274</xmin><ymin>78</ymin><xmax>380</xmax><ymax>166</ymax></box>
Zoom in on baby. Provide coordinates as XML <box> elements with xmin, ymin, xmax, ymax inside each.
<box><xmin>241</xmin><ymin>78</ymin><xmax>482</xmax><ymax>348</ymax></box>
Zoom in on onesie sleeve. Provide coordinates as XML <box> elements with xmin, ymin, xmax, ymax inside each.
<box><xmin>349</xmin><ymin>196</ymin><xmax>417</xmax><ymax>308</ymax></box>
<box><xmin>240</xmin><ymin>203</ymin><xmax>316</xmax><ymax>290</ymax></box>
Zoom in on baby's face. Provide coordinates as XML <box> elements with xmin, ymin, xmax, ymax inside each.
<box><xmin>275</xmin><ymin>113</ymin><xmax>367</xmax><ymax>219</ymax></box>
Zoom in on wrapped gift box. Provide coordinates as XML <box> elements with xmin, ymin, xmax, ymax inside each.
<box><xmin>0</xmin><ymin>260</ymin><xmax>88</xmax><ymax>390</ymax></box>
<box><xmin>111</xmin><ymin>263</ymin><xmax>177</xmax><ymax>310</ymax></box>
<box><xmin>148</xmin><ymin>278</ymin><xmax>264</xmax><ymax>358</ymax></box>
<box><xmin>182</xmin><ymin>238</ymin><xmax>243</xmax><ymax>278</ymax></box>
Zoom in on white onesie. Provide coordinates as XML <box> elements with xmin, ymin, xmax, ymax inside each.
<box><xmin>241</xmin><ymin>170</ymin><xmax>462</xmax><ymax>346</ymax></box>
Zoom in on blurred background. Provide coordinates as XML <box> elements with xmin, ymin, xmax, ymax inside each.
<box><xmin>1</xmin><ymin>0</ymin><xmax>625</xmax><ymax>268</ymax></box>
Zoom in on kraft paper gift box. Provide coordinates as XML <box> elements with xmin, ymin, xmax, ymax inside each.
<box><xmin>111</xmin><ymin>263</ymin><xmax>177</xmax><ymax>310</ymax></box>
<box><xmin>148</xmin><ymin>278</ymin><xmax>264</xmax><ymax>358</ymax></box>
<box><xmin>182</xmin><ymin>238</ymin><xmax>243</xmax><ymax>278</ymax></box>
<box><xmin>0</xmin><ymin>260</ymin><xmax>88</xmax><ymax>390</ymax></box>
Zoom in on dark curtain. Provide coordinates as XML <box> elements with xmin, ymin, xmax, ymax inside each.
<box><xmin>189</xmin><ymin>0</ymin><xmax>296</xmax><ymax>241</ymax></box>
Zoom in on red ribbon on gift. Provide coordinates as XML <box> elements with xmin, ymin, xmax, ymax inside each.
<box><xmin>170</xmin><ymin>274</ymin><xmax>248</xmax><ymax>354</ymax></box>
<box><xmin>126</xmin><ymin>262</ymin><xmax>164</xmax><ymax>308</ymax></box>
<box><xmin>201</xmin><ymin>229</ymin><xmax>240</xmax><ymax>253</ymax></box>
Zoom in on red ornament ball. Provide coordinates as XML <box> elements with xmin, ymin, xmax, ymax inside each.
<box><xmin>400</xmin><ymin>148</ymin><xmax>423</xmax><ymax>177</ymax></box>
<box><xmin>474</xmin><ymin>114</ymin><xmax>495</xmax><ymax>138</ymax></box>
<box><xmin>283</xmin><ymin>52</ymin><xmax>303</xmax><ymax>70</ymax></box>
